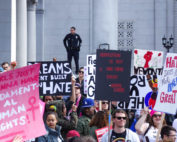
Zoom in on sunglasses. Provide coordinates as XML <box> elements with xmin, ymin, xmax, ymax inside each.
<box><xmin>102</xmin><ymin>102</ymin><xmax>108</xmax><ymax>104</ymax></box>
<box><xmin>153</xmin><ymin>114</ymin><xmax>162</xmax><ymax>118</ymax></box>
<box><xmin>79</xmin><ymin>71</ymin><xmax>84</xmax><ymax>74</ymax></box>
<box><xmin>167</xmin><ymin>134</ymin><xmax>177</xmax><ymax>137</ymax></box>
<box><xmin>115</xmin><ymin>117</ymin><xmax>126</xmax><ymax>120</ymax></box>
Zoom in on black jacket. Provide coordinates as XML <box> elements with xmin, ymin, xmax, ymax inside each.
<box><xmin>63</xmin><ymin>33</ymin><xmax>82</xmax><ymax>52</ymax></box>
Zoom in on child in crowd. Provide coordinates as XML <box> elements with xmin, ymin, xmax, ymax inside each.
<box><xmin>36</xmin><ymin>112</ymin><xmax>64</xmax><ymax>142</ymax></box>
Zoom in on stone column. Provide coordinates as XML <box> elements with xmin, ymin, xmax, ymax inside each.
<box><xmin>11</xmin><ymin>0</ymin><xmax>16</xmax><ymax>62</ymax></box>
<box><xmin>16</xmin><ymin>0</ymin><xmax>27</xmax><ymax>67</ymax></box>
<box><xmin>93</xmin><ymin>0</ymin><xmax>118</xmax><ymax>51</ymax></box>
<box><xmin>173</xmin><ymin>0</ymin><xmax>177</xmax><ymax>52</ymax></box>
<box><xmin>27</xmin><ymin>0</ymin><xmax>37</xmax><ymax>62</ymax></box>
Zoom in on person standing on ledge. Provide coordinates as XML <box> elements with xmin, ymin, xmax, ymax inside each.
<box><xmin>63</xmin><ymin>27</ymin><xmax>82</xmax><ymax>74</ymax></box>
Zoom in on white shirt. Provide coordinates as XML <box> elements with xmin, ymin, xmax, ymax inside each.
<box><xmin>143</xmin><ymin>126</ymin><xmax>159</xmax><ymax>142</ymax></box>
<box><xmin>172</xmin><ymin>119</ymin><xmax>177</xmax><ymax>142</ymax></box>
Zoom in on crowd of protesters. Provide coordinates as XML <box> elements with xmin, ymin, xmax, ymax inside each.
<box><xmin>1</xmin><ymin>61</ymin><xmax>177</xmax><ymax>142</ymax></box>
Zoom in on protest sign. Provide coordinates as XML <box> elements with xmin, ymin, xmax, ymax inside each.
<box><xmin>0</xmin><ymin>64</ymin><xmax>46</xmax><ymax>142</ymax></box>
<box><xmin>134</xmin><ymin>49</ymin><xmax>163</xmax><ymax>75</ymax></box>
<box><xmin>95</xmin><ymin>126</ymin><xmax>112</xmax><ymax>142</ymax></box>
<box><xmin>84</xmin><ymin>66</ymin><xmax>88</xmax><ymax>94</ymax></box>
<box><xmin>28</xmin><ymin>61</ymin><xmax>72</xmax><ymax>96</ymax></box>
<box><xmin>117</xmin><ymin>75</ymin><xmax>159</xmax><ymax>110</ymax></box>
<box><xmin>86</xmin><ymin>55</ymin><xmax>96</xmax><ymax>99</ymax></box>
<box><xmin>154</xmin><ymin>53</ymin><xmax>177</xmax><ymax>114</ymax></box>
<box><xmin>95</xmin><ymin>49</ymin><xmax>131</xmax><ymax>101</ymax></box>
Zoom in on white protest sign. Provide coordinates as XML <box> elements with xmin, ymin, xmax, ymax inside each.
<box><xmin>154</xmin><ymin>53</ymin><xmax>177</xmax><ymax>114</ymax></box>
<box><xmin>86</xmin><ymin>55</ymin><xmax>96</xmax><ymax>99</ymax></box>
<box><xmin>134</xmin><ymin>49</ymin><xmax>163</xmax><ymax>75</ymax></box>
<box><xmin>84</xmin><ymin>66</ymin><xmax>88</xmax><ymax>94</ymax></box>
<box><xmin>117</xmin><ymin>75</ymin><xmax>155</xmax><ymax>110</ymax></box>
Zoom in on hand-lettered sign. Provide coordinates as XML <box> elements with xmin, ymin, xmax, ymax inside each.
<box><xmin>134</xmin><ymin>49</ymin><xmax>163</xmax><ymax>75</ymax></box>
<box><xmin>0</xmin><ymin>64</ymin><xmax>46</xmax><ymax>142</ymax></box>
<box><xmin>154</xmin><ymin>53</ymin><xmax>177</xmax><ymax>114</ymax></box>
<box><xmin>28</xmin><ymin>61</ymin><xmax>72</xmax><ymax>96</ymax></box>
<box><xmin>95</xmin><ymin>49</ymin><xmax>131</xmax><ymax>102</ymax></box>
<box><xmin>95</xmin><ymin>126</ymin><xmax>112</xmax><ymax>142</ymax></box>
<box><xmin>84</xmin><ymin>66</ymin><xmax>88</xmax><ymax>95</ymax></box>
<box><xmin>117</xmin><ymin>75</ymin><xmax>159</xmax><ymax>110</ymax></box>
<box><xmin>86</xmin><ymin>55</ymin><xmax>96</xmax><ymax>99</ymax></box>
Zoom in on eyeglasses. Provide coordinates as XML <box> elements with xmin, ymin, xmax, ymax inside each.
<box><xmin>102</xmin><ymin>102</ymin><xmax>108</xmax><ymax>104</ymax></box>
<box><xmin>79</xmin><ymin>71</ymin><xmax>84</xmax><ymax>74</ymax></box>
<box><xmin>115</xmin><ymin>117</ymin><xmax>126</xmax><ymax>120</ymax></box>
<box><xmin>153</xmin><ymin>114</ymin><xmax>162</xmax><ymax>118</ymax></box>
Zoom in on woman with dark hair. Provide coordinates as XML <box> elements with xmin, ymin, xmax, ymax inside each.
<box><xmin>76</xmin><ymin>67</ymin><xmax>84</xmax><ymax>96</ymax></box>
<box><xmin>135</xmin><ymin>108</ymin><xmax>165</xmax><ymax>142</ymax></box>
<box><xmin>36</xmin><ymin>112</ymin><xmax>64</xmax><ymax>142</ymax></box>
<box><xmin>43</xmin><ymin>96</ymin><xmax>55</xmax><ymax>103</ymax></box>
<box><xmin>89</xmin><ymin>111</ymin><xmax>109</xmax><ymax>140</ymax></box>
<box><xmin>45</xmin><ymin>100</ymin><xmax>78</xmax><ymax>140</ymax></box>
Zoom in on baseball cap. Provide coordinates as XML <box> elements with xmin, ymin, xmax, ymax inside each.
<box><xmin>49</xmin><ymin>105</ymin><xmax>57</xmax><ymax>112</ymax></box>
<box><xmin>82</xmin><ymin>98</ymin><xmax>94</xmax><ymax>108</ymax></box>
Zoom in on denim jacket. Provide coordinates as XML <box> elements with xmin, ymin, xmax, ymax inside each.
<box><xmin>36</xmin><ymin>125</ymin><xmax>64</xmax><ymax>142</ymax></box>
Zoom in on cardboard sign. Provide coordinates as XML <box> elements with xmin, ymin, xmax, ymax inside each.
<box><xmin>86</xmin><ymin>55</ymin><xmax>96</xmax><ymax>99</ymax></box>
<box><xmin>95</xmin><ymin>126</ymin><xmax>112</xmax><ymax>142</ymax></box>
<box><xmin>95</xmin><ymin>49</ymin><xmax>131</xmax><ymax>101</ymax></box>
<box><xmin>117</xmin><ymin>75</ymin><xmax>158</xmax><ymax>110</ymax></box>
<box><xmin>84</xmin><ymin>66</ymin><xmax>88</xmax><ymax>94</ymax></box>
<box><xmin>28</xmin><ymin>61</ymin><xmax>72</xmax><ymax>96</ymax></box>
<box><xmin>0</xmin><ymin>64</ymin><xmax>46</xmax><ymax>142</ymax></box>
<box><xmin>154</xmin><ymin>53</ymin><xmax>177</xmax><ymax>114</ymax></box>
<box><xmin>134</xmin><ymin>49</ymin><xmax>163</xmax><ymax>75</ymax></box>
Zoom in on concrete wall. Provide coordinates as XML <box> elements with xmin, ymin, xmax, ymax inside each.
<box><xmin>0</xmin><ymin>0</ymin><xmax>11</xmax><ymax>63</ymax></box>
<box><xmin>0</xmin><ymin>0</ymin><xmax>176</xmax><ymax>67</ymax></box>
<box><xmin>42</xmin><ymin>0</ymin><xmax>90</xmax><ymax>69</ymax></box>
<box><xmin>118</xmin><ymin>0</ymin><xmax>174</xmax><ymax>53</ymax></box>
<box><xmin>40</xmin><ymin>0</ymin><xmax>175</xmax><ymax>68</ymax></box>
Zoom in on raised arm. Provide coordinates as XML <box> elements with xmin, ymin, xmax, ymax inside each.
<box><xmin>70</xmin><ymin>76</ymin><xmax>76</xmax><ymax>103</ymax></box>
<box><xmin>135</xmin><ymin>107</ymin><xmax>149</xmax><ymax>135</ymax></box>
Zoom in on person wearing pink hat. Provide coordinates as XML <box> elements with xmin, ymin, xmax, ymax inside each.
<box><xmin>135</xmin><ymin>107</ymin><xmax>165</xmax><ymax>142</ymax></box>
<box><xmin>66</xmin><ymin>130</ymin><xmax>80</xmax><ymax>142</ymax></box>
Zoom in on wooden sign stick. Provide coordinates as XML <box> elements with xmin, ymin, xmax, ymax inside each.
<box><xmin>99</xmin><ymin>101</ymin><xmax>102</xmax><ymax>111</ymax></box>
<box><xmin>108</xmin><ymin>101</ymin><xmax>112</xmax><ymax>141</ymax></box>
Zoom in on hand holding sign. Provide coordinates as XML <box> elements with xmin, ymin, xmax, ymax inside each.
<box><xmin>71</xmin><ymin>76</ymin><xmax>76</xmax><ymax>86</ymax></box>
<box><xmin>12</xmin><ymin>135</ymin><xmax>23</xmax><ymax>142</ymax></box>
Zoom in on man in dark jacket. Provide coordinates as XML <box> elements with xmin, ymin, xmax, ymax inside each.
<box><xmin>63</xmin><ymin>27</ymin><xmax>82</xmax><ymax>74</ymax></box>
<box><xmin>76</xmin><ymin>98</ymin><xmax>95</xmax><ymax>136</ymax></box>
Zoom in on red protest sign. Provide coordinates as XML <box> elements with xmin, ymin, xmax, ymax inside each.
<box><xmin>95</xmin><ymin>126</ymin><xmax>112</xmax><ymax>142</ymax></box>
<box><xmin>0</xmin><ymin>64</ymin><xmax>46</xmax><ymax>142</ymax></box>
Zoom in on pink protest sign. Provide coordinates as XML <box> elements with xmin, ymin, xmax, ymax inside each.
<box><xmin>0</xmin><ymin>64</ymin><xmax>46</xmax><ymax>142</ymax></box>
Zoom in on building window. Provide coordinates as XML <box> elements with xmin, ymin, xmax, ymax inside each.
<box><xmin>118</xmin><ymin>21</ymin><xmax>134</xmax><ymax>49</ymax></box>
